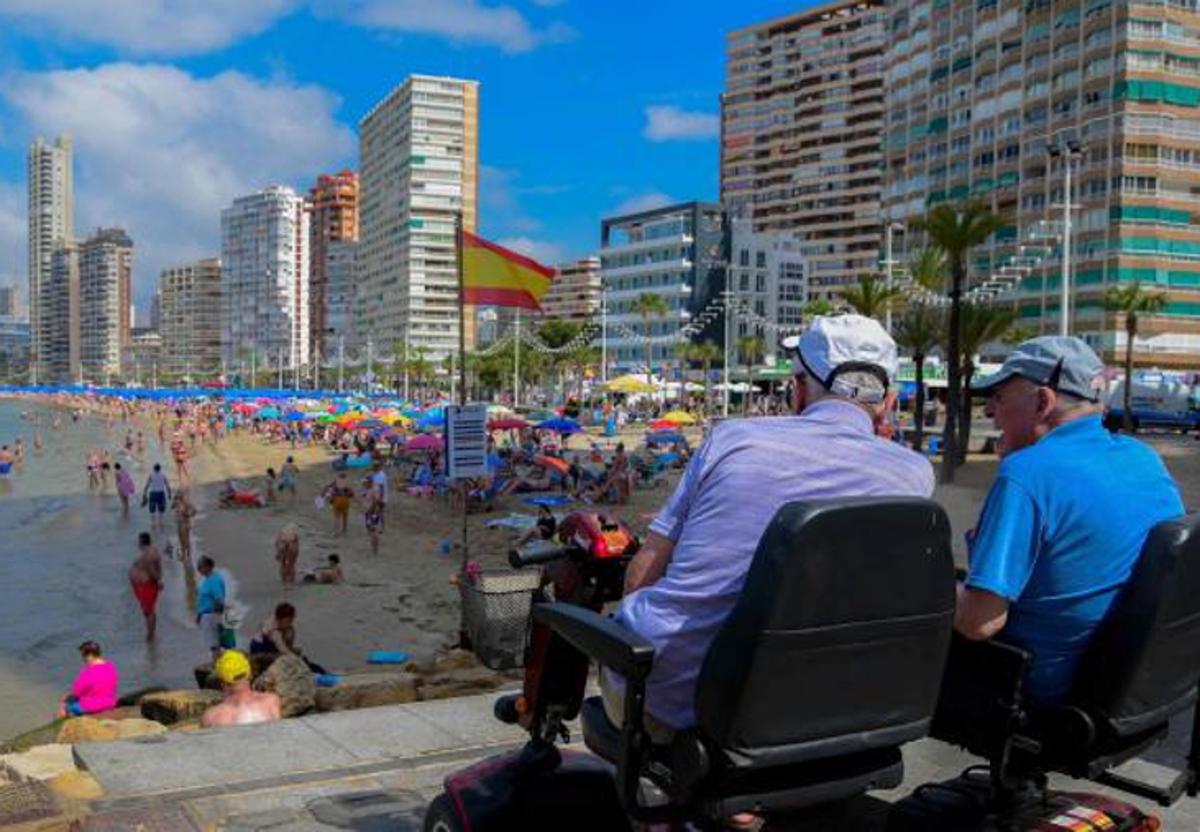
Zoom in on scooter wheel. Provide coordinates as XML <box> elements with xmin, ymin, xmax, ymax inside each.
<box><xmin>423</xmin><ymin>793</ymin><xmax>465</xmax><ymax>832</ymax></box>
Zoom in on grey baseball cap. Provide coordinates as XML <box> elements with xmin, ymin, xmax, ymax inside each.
<box><xmin>972</xmin><ymin>336</ymin><xmax>1106</xmax><ymax>402</ymax></box>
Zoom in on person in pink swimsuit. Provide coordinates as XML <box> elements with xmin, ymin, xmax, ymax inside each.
<box><xmin>57</xmin><ymin>641</ymin><xmax>119</xmax><ymax>718</ymax></box>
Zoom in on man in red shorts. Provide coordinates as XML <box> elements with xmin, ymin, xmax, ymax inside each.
<box><xmin>128</xmin><ymin>531</ymin><xmax>163</xmax><ymax>641</ymax></box>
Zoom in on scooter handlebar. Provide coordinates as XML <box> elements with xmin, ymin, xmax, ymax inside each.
<box><xmin>509</xmin><ymin>539</ymin><xmax>572</xmax><ymax>569</ymax></box>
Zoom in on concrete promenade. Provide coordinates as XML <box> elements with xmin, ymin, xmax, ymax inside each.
<box><xmin>67</xmin><ymin>690</ymin><xmax>1200</xmax><ymax>830</ymax></box>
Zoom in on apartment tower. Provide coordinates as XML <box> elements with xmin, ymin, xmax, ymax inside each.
<box><xmin>27</xmin><ymin>135</ymin><xmax>74</xmax><ymax>380</ymax></box>
<box><xmin>41</xmin><ymin>242</ymin><xmax>80</xmax><ymax>382</ymax></box>
<box><xmin>308</xmin><ymin>171</ymin><xmax>359</xmax><ymax>357</ymax></box>
<box><xmin>882</xmin><ymin>0</ymin><xmax>1200</xmax><ymax>366</ymax></box>
<box><xmin>722</xmin><ymin>1</ymin><xmax>887</xmax><ymax>300</ymax></box>
<box><xmin>77</xmin><ymin>227</ymin><xmax>133</xmax><ymax>381</ymax></box>
<box><xmin>220</xmin><ymin>187</ymin><xmax>310</xmax><ymax>372</ymax></box>
<box><xmin>540</xmin><ymin>257</ymin><xmax>603</xmax><ymax>322</ymax></box>
<box><xmin>0</xmin><ymin>286</ymin><xmax>20</xmax><ymax>319</ymax></box>
<box><xmin>358</xmin><ymin>75</ymin><xmax>479</xmax><ymax>360</ymax></box>
<box><xmin>160</xmin><ymin>258</ymin><xmax>222</xmax><ymax>377</ymax></box>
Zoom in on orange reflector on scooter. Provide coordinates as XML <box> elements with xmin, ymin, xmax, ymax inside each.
<box><xmin>515</xmin><ymin>696</ymin><xmax>528</xmax><ymax>715</ymax></box>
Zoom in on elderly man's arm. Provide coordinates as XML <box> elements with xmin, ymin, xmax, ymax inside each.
<box><xmin>955</xmin><ymin>584</ymin><xmax>1009</xmax><ymax>640</ymax></box>
<box><xmin>624</xmin><ymin>531</ymin><xmax>676</xmax><ymax>594</ymax></box>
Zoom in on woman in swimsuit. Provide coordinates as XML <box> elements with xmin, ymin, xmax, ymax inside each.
<box><xmin>364</xmin><ymin>483</ymin><xmax>385</xmax><ymax>556</ymax></box>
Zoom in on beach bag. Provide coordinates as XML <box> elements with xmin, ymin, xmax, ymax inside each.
<box><xmin>314</xmin><ymin>495</ymin><xmax>326</xmax><ymax>510</ymax></box>
<box><xmin>218</xmin><ymin>626</ymin><xmax>237</xmax><ymax>649</ymax></box>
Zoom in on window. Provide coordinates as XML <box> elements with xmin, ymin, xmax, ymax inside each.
<box><xmin>756</xmin><ymin>251</ymin><xmax>766</xmax><ymax>268</ymax></box>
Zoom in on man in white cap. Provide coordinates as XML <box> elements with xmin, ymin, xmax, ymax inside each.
<box><xmin>602</xmin><ymin>314</ymin><xmax>935</xmax><ymax>742</ymax></box>
<box><xmin>952</xmin><ymin>336</ymin><xmax>1183</xmax><ymax>705</ymax></box>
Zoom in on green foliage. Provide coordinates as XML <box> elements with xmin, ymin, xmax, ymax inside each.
<box><xmin>841</xmin><ymin>273</ymin><xmax>906</xmax><ymax>320</ymax></box>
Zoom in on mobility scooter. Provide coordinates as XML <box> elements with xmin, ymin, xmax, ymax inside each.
<box><xmin>426</xmin><ymin>499</ymin><xmax>1200</xmax><ymax>831</ymax></box>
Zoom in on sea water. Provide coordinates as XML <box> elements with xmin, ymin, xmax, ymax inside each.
<box><xmin>0</xmin><ymin>398</ymin><xmax>207</xmax><ymax>740</ymax></box>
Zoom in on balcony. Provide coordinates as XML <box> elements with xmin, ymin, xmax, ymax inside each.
<box><xmin>600</xmin><ymin>233</ymin><xmax>693</xmax><ymax>257</ymax></box>
<box><xmin>600</xmin><ymin>257</ymin><xmax>693</xmax><ymax>280</ymax></box>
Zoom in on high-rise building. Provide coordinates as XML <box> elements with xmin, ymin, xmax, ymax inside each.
<box><xmin>0</xmin><ymin>285</ymin><xmax>20</xmax><ymax>319</ymax></box>
<box><xmin>27</xmin><ymin>135</ymin><xmax>74</xmax><ymax>380</ymax></box>
<box><xmin>41</xmin><ymin>242</ymin><xmax>80</xmax><ymax>382</ymax></box>
<box><xmin>160</xmin><ymin>258</ymin><xmax>222</xmax><ymax>377</ymax></box>
<box><xmin>220</xmin><ymin>186</ymin><xmax>310</xmax><ymax>372</ymax></box>
<box><xmin>729</xmin><ymin>219</ymin><xmax>810</xmax><ymax>361</ymax></box>
<box><xmin>0</xmin><ymin>317</ymin><xmax>29</xmax><ymax>378</ymax></box>
<box><xmin>77</xmin><ymin>228</ymin><xmax>133</xmax><ymax>381</ymax></box>
<box><xmin>540</xmin><ymin>258</ymin><xmax>603</xmax><ymax>323</ymax></box>
<box><xmin>358</xmin><ymin>75</ymin><xmax>480</xmax><ymax>359</ymax></box>
<box><xmin>882</xmin><ymin>0</ymin><xmax>1200</xmax><ymax>367</ymax></box>
<box><xmin>600</xmin><ymin>202</ymin><xmax>727</xmax><ymax>372</ymax></box>
<box><xmin>721</xmin><ymin>1</ymin><xmax>886</xmax><ymax>300</ymax></box>
<box><xmin>323</xmin><ymin>241</ymin><xmax>358</xmax><ymax>358</ymax></box>
<box><xmin>308</xmin><ymin>171</ymin><xmax>359</xmax><ymax>355</ymax></box>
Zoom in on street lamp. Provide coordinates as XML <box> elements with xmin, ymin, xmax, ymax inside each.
<box><xmin>1046</xmin><ymin>139</ymin><xmax>1083</xmax><ymax>336</ymax></box>
<box><xmin>884</xmin><ymin>222</ymin><xmax>906</xmax><ymax>333</ymax></box>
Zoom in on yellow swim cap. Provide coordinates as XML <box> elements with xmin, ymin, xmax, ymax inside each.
<box><xmin>214</xmin><ymin>649</ymin><xmax>251</xmax><ymax>685</ymax></box>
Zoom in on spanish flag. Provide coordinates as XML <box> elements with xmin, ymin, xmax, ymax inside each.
<box><xmin>461</xmin><ymin>231</ymin><xmax>555</xmax><ymax>311</ymax></box>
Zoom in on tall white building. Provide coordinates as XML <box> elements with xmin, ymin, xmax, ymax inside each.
<box><xmin>323</xmin><ymin>241</ymin><xmax>358</xmax><ymax>358</ymax></box>
<box><xmin>27</xmin><ymin>135</ymin><xmax>74</xmax><ymax>380</ymax></box>
<box><xmin>220</xmin><ymin>187</ymin><xmax>310</xmax><ymax>373</ymax></box>
<box><xmin>357</xmin><ymin>75</ymin><xmax>479</xmax><ymax>359</ymax></box>
<box><xmin>729</xmin><ymin>219</ymin><xmax>809</xmax><ymax>365</ymax></box>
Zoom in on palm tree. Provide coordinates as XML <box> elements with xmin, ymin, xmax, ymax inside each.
<box><xmin>688</xmin><ymin>341</ymin><xmax>721</xmax><ymax>414</ymax></box>
<box><xmin>631</xmin><ymin>292</ymin><xmax>669</xmax><ymax>384</ymax></box>
<box><xmin>408</xmin><ymin>346</ymin><xmax>433</xmax><ymax>402</ymax></box>
<box><xmin>803</xmin><ymin>298</ymin><xmax>836</xmax><ymax>318</ymax></box>
<box><xmin>913</xmin><ymin>203</ymin><xmax>1008</xmax><ymax>483</ymax></box>
<box><xmin>842</xmin><ymin>273</ymin><xmax>906</xmax><ymax>321</ymax></box>
<box><xmin>894</xmin><ymin>304</ymin><xmax>944</xmax><ymax>453</ymax></box>
<box><xmin>737</xmin><ymin>334</ymin><xmax>766</xmax><ymax>415</ymax></box>
<box><xmin>956</xmin><ymin>303</ymin><xmax>1018</xmax><ymax>464</ymax></box>
<box><xmin>1105</xmin><ymin>282</ymin><xmax>1168</xmax><ymax>433</ymax></box>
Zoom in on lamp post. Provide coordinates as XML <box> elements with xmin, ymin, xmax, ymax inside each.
<box><xmin>600</xmin><ymin>283</ymin><xmax>608</xmax><ymax>387</ymax></box>
<box><xmin>1047</xmin><ymin>139</ymin><xmax>1083</xmax><ymax>336</ymax></box>
<box><xmin>884</xmin><ymin>222</ymin><xmax>905</xmax><ymax>334</ymax></box>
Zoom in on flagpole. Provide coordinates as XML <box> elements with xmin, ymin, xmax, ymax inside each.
<box><xmin>513</xmin><ymin>309</ymin><xmax>521</xmax><ymax>408</ymax></box>
<box><xmin>455</xmin><ymin>210</ymin><xmax>472</xmax><ymax>648</ymax></box>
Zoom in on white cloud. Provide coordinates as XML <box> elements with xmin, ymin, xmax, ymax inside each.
<box><xmin>0</xmin><ymin>0</ymin><xmax>299</xmax><ymax>56</ymax></box>
<box><xmin>613</xmin><ymin>191</ymin><xmax>675</xmax><ymax>216</ymax></box>
<box><xmin>497</xmin><ymin>236</ymin><xmax>564</xmax><ymax>266</ymax></box>
<box><xmin>3</xmin><ymin>63</ymin><xmax>355</xmax><ymax>306</ymax></box>
<box><xmin>314</xmin><ymin>0</ymin><xmax>574</xmax><ymax>54</ymax></box>
<box><xmin>643</xmin><ymin>105</ymin><xmax>719</xmax><ymax>142</ymax></box>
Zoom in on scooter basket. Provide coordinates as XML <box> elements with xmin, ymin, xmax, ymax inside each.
<box><xmin>459</xmin><ymin>571</ymin><xmax>542</xmax><ymax>670</ymax></box>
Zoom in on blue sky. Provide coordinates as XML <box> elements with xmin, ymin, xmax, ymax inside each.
<box><xmin>0</xmin><ymin>0</ymin><xmax>809</xmax><ymax>313</ymax></box>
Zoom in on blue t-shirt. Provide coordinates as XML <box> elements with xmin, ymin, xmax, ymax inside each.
<box><xmin>196</xmin><ymin>572</ymin><xmax>227</xmax><ymax>618</ymax></box>
<box><xmin>966</xmin><ymin>416</ymin><xmax>1183</xmax><ymax>703</ymax></box>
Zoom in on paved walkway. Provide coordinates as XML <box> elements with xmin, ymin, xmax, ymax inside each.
<box><xmin>71</xmin><ymin>691</ymin><xmax>1200</xmax><ymax>830</ymax></box>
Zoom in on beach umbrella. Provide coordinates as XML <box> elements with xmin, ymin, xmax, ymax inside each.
<box><xmin>604</xmin><ymin>375</ymin><xmax>657</xmax><ymax>394</ymax></box>
<box><xmin>536</xmin><ymin>417</ymin><xmax>582</xmax><ymax>435</ymax></box>
<box><xmin>317</xmin><ymin>414</ymin><xmax>335</xmax><ymax>423</ymax></box>
<box><xmin>405</xmin><ymin>434</ymin><xmax>444</xmax><ymax>452</ymax></box>
<box><xmin>646</xmin><ymin>431</ymin><xmax>685</xmax><ymax>445</ymax></box>
<box><xmin>284</xmin><ymin>411</ymin><xmax>307</xmax><ymax>422</ymax></box>
<box><xmin>650</xmin><ymin>419</ymin><xmax>677</xmax><ymax>431</ymax></box>
<box><xmin>661</xmin><ymin>410</ymin><xmax>697</xmax><ymax>425</ymax></box>
<box><xmin>259</xmin><ymin>406</ymin><xmax>281</xmax><ymax>419</ymax></box>
<box><xmin>487</xmin><ymin>418</ymin><xmax>529</xmax><ymax>431</ymax></box>
<box><xmin>358</xmin><ymin>419</ymin><xmax>386</xmax><ymax>429</ymax></box>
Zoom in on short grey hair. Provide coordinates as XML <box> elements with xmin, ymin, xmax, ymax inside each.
<box><xmin>805</xmin><ymin>372</ymin><xmax>887</xmax><ymax>406</ymax></box>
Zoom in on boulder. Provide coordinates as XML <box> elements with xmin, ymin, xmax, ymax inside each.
<box><xmin>314</xmin><ymin>673</ymin><xmax>419</xmax><ymax>712</ymax></box>
<box><xmin>252</xmin><ymin>654</ymin><xmax>315</xmax><ymax>717</ymax></box>
<box><xmin>56</xmin><ymin>717</ymin><xmax>167</xmax><ymax>745</ymax></box>
<box><xmin>0</xmin><ymin>744</ymin><xmax>75</xmax><ymax>782</ymax></box>
<box><xmin>417</xmin><ymin>667</ymin><xmax>506</xmax><ymax>702</ymax></box>
<box><xmin>47</xmin><ymin>770</ymin><xmax>103</xmax><ymax>801</ymax></box>
<box><xmin>139</xmin><ymin>690</ymin><xmax>222</xmax><ymax>726</ymax></box>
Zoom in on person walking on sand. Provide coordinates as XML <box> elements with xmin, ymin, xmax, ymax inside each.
<box><xmin>364</xmin><ymin>479</ymin><xmax>384</xmax><ymax>556</ymax></box>
<box><xmin>128</xmin><ymin>532</ymin><xmax>163</xmax><ymax>641</ymax></box>
<box><xmin>114</xmin><ymin>463</ymin><xmax>135</xmax><ymax>517</ymax></box>
<box><xmin>172</xmin><ymin>489</ymin><xmax>196</xmax><ymax>557</ymax></box>
<box><xmin>323</xmin><ymin>473</ymin><xmax>354</xmax><ymax>536</ymax></box>
<box><xmin>279</xmin><ymin>456</ymin><xmax>300</xmax><ymax>505</ymax></box>
<box><xmin>142</xmin><ymin>463</ymin><xmax>172</xmax><ymax>532</ymax></box>
<box><xmin>275</xmin><ymin>524</ymin><xmax>300</xmax><ymax>586</ymax></box>
<box><xmin>370</xmin><ymin>462</ymin><xmax>389</xmax><ymax>531</ymax></box>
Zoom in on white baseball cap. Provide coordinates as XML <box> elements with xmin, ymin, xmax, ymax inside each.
<box><xmin>781</xmin><ymin>314</ymin><xmax>899</xmax><ymax>402</ymax></box>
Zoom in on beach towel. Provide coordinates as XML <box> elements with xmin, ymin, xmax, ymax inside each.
<box><xmin>523</xmin><ymin>495</ymin><xmax>572</xmax><ymax>508</ymax></box>
<box><xmin>367</xmin><ymin>650</ymin><xmax>410</xmax><ymax>665</ymax></box>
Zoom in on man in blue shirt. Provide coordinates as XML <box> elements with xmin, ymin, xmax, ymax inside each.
<box><xmin>955</xmin><ymin>336</ymin><xmax>1184</xmax><ymax>703</ymax></box>
<box><xmin>196</xmin><ymin>556</ymin><xmax>228</xmax><ymax>660</ymax></box>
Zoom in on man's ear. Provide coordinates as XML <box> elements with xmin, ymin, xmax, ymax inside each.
<box><xmin>1037</xmin><ymin>386</ymin><xmax>1057</xmax><ymax>419</ymax></box>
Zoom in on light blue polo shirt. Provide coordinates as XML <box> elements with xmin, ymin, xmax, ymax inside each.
<box><xmin>966</xmin><ymin>416</ymin><xmax>1183</xmax><ymax>703</ymax></box>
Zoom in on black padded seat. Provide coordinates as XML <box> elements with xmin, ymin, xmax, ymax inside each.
<box><xmin>537</xmin><ymin>498</ymin><xmax>957</xmax><ymax>826</ymax></box>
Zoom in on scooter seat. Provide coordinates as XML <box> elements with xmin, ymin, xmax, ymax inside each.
<box><xmin>580</xmin><ymin>696</ymin><xmax>622</xmax><ymax>762</ymax></box>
